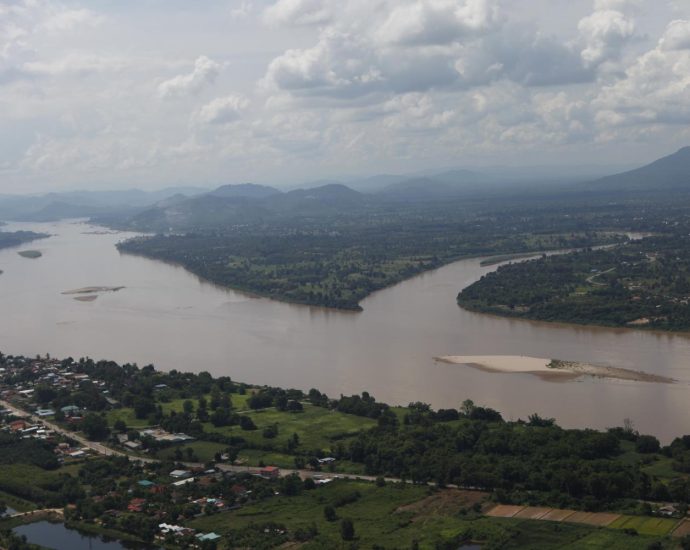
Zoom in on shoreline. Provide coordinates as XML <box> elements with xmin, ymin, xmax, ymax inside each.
<box><xmin>435</xmin><ymin>355</ymin><xmax>676</xmax><ymax>384</ymax></box>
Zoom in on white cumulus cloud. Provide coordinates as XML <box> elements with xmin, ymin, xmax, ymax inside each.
<box><xmin>198</xmin><ymin>95</ymin><xmax>249</xmax><ymax>125</ymax></box>
<box><xmin>157</xmin><ymin>55</ymin><xmax>221</xmax><ymax>99</ymax></box>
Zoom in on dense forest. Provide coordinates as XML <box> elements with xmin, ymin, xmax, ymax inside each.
<box><xmin>458</xmin><ymin>233</ymin><xmax>690</xmax><ymax>331</ymax></box>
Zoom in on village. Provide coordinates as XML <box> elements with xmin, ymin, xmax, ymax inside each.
<box><xmin>0</xmin><ymin>353</ymin><xmax>346</xmax><ymax>548</ymax></box>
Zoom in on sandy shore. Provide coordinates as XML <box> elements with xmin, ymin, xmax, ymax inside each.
<box><xmin>435</xmin><ymin>355</ymin><xmax>675</xmax><ymax>384</ymax></box>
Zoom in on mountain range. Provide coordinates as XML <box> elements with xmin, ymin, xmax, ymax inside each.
<box><xmin>1</xmin><ymin>147</ymin><xmax>689</xmax><ymax>229</ymax></box>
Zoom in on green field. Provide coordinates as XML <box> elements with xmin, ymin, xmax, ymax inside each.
<box><xmin>608</xmin><ymin>515</ymin><xmax>678</xmax><ymax>536</ymax></box>
<box><xmin>106</xmin><ymin>393</ymin><xmax>252</xmax><ymax>429</ymax></box>
<box><xmin>203</xmin><ymin>404</ymin><xmax>376</xmax><ymax>452</ymax></box>
<box><xmin>188</xmin><ymin>480</ymin><xmax>674</xmax><ymax>549</ymax></box>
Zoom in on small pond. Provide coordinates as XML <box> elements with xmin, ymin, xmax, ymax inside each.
<box><xmin>13</xmin><ymin>521</ymin><xmax>156</xmax><ymax>550</ymax></box>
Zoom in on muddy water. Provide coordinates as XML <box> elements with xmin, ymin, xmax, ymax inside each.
<box><xmin>1</xmin><ymin>220</ymin><xmax>689</xmax><ymax>440</ymax></box>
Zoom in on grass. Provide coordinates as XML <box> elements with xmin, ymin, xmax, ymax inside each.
<box><xmin>106</xmin><ymin>393</ymin><xmax>252</xmax><ymax>429</ymax></box>
<box><xmin>156</xmin><ymin>441</ymin><xmax>228</xmax><ymax>463</ymax></box>
<box><xmin>0</xmin><ymin>490</ymin><xmax>37</xmax><ymax>513</ymax></box>
<box><xmin>204</xmin><ymin>404</ymin><xmax>375</xmax><ymax>452</ymax></box>
<box><xmin>608</xmin><ymin>515</ymin><xmax>678</xmax><ymax>536</ymax></box>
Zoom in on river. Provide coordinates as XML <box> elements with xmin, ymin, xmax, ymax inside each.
<box><xmin>1</xmin><ymin>220</ymin><xmax>689</xmax><ymax>441</ymax></box>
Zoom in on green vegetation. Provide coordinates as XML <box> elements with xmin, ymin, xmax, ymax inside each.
<box><xmin>0</xmin><ymin>232</ymin><xmax>48</xmax><ymax>252</ymax></box>
<box><xmin>459</xmin><ymin>234</ymin><xmax>690</xmax><ymax>331</ymax></box>
<box><xmin>189</xmin><ymin>480</ymin><xmax>674</xmax><ymax>549</ymax></box>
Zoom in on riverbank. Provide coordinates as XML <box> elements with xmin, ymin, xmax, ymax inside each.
<box><xmin>434</xmin><ymin>355</ymin><xmax>676</xmax><ymax>384</ymax></box>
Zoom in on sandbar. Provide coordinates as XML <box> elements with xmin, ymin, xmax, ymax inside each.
<box><xmin>435</xmin><ymin>355</ymin><xmax>674</xmax><ymax>384</ymax></box>
<box><xmin>62</xmin><ymin>286</ymin><xmax>125</xmax><ymax>295</ymax></box>
<box><xmin>73</xmin><ymin>295</ymin><xmax>98</xmax><ymax>302</ymax></box>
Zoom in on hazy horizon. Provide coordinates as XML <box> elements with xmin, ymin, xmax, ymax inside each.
<box><xmin>2</xmin><ymin>0</ymin><xmax>690</xmax><ymax>193</ymax></box>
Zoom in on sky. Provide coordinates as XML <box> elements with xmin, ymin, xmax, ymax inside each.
<box><xmin>1</xmin><ymin>0</ymin><xmax>690</xmax><ymax>193</ymax></box>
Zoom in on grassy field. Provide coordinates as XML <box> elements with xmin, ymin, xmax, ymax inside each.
<box><xmin>106</xmin><ymin>393</ymin><xmax>252</xmax><ymax>429</ymax></box>
<box><xmin>204</xmin><ymin>404</ymin><xmax>375</xmax><ymax>452</ymax></box>
<box><xmin>188</xmin><ymin>480</ymin><xmax>674</xmax><ymax>549</ymax></box>
<box><xmin>608</xmin><ymin>515</ymin><xmax>678</xmax><ymax>536</ymax></box>
<box><xmin>156</xmin><ymin>441</ymin><xmax>228</xmax><ymax>463</ymax></box>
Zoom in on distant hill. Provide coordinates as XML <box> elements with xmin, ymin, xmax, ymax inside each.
<box><xmin>378</xmin><ymin>170</ymin><xmax>489</xmax><ymax>200</ymax></box>
<box><xmin>0</xmin><ymin>187</ymin><xmax>208</xmax><ymax>222</ymax></box>
<box><xmin>119</xmin><ymin>184</ymin><xmax>366</xmax><ymax>232</ymax></box>
<box><xmin>209</xmin><ymin>183</ymin><xmax>280</xmax><ymax>199</ymax></box>
<box><xmin>587</xmin><ymin>146</ymin><xmax>690</xmax><ymax>192</ymax></box>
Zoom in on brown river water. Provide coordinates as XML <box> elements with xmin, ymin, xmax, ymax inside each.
<box><xmin>1</xmin><ymin>220</ymin><xmax>689</xmax><ymax>441</ymax></box>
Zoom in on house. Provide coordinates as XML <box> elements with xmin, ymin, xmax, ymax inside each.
<box><xmin>36</xmin><ymin>409</ymin><xmax>55</xmax><ymax>417</ymax></box>
<box><xmin>196</xmin><ymin>533</ymin><xmax>222</xmax><ymax>542</ymax></box>
<box><xmin>68</xmin><ymin>450</ymin><xmax>86</xmax><ymax>458</ymax></box>
<box><xmin>128</xmin><ymin>498</ymin><xmax>147</xmax><ymax>512</ymax></box>
<box><xmin>137</xmin><ymin>480</ymin><xmax>155</xmax><ymax>488</ymax></box>
<box><xmin>172</xmin><ymin>477</ymin><xmax>195</xmax><ymax>487</ymax></box>
<box><xmin>169</xmin><ymin>469</ymin><xmax>191</xmax><ymax>479</ymax></box>
<box><xmin>260</xmin><ymin>466</ymin><xmax>280</xmax><ymax>479</ymax></box>
<box><xmin>9</xmin><ymin>420</ymin><xmax>29</xmax><ymax>432</ymax></box>
<box><xmin>124</xmin><ymin>440</ymin><xmax>142</xmax><ymax>451</ymax></box>
<box><xmin>317</xmin><ymin>457</ymin><xmax>336</xmax><ymax>464</ymax></box>
<box><xmin>158</xmin><ymin>523</ymin><xmax>194</xmax><ymax>537</ymax></box>
<box><xmin>61</xmin><ymin>405</ymin><xmax>81</xmax><ymax>417</ymax></box>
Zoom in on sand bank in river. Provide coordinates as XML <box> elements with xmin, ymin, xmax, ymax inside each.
<box><xmin>73</xmin><ymin>295</ymin><xmax>98</xmax><ymax>302</ymax></box>
<box><xmin>62</xmin><ymin>286</ymin><xmax>124</xmax><ymax>295</ymax></box>
<box><xmin>435</xmin><ymin>355</ymin><xmax>675</xmax><ymax>384</ymax></box>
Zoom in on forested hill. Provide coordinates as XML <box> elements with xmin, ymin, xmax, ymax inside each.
<box><xmin>458</xmin><ymin>234</ymin><xmax>690</xmax><ymax>332</ymax></box>
<box><xmin>0</xmin><ymin>230</ymin><xmax>49</xmax><ymax>251</ymax></box>
<box><xmin>584</xmin><ymin>146</ymin><xmax>690</xmax><ymax>193</ymax></box>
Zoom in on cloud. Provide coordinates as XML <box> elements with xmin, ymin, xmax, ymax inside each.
<box><xmin>23</xmin><ymin>54</ymin><xmax>125</xmax><ymax>76</ymax></box>
<box><xmin>578</xmin><ymin>6</ymin><xmax>635</xmax><ymax>67</ymax></box>
<box><xmin>198</xmin><ymin>95</ymin><xmax>249</xmax><ymax>124</ymax></box>
<box><xmin>40</xmin><ymin>8</ymin><xmax>104</xmax><ymax>32</ymax></box>
<box><xmin>157</xmin><ymin>56</ymin><xmax>221</xmax><ymax>99</ymax></box>
<box><xmin>593</xmin><ymin>19</ymin><xmax>690</xmax><ymax>128</ymax></box>
<box><xmin>660</xmin><ymin>19</ymin><xmax>690</xmax><ymax>51</ymax></box>
<box><xmin>377</xmin><ymin>0</ymin><xmax>500</xmax><ymax>46</ymax></box>
<box><xmin>263</xmin><ymin>0</ymin><xmax>334</xmax><ymax>27</ymax></box>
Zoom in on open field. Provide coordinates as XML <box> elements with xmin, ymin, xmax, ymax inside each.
<box><xmin>608</xmin><ymin>515</ymin><xmax>678</xmax><ymax>536</ymax></box>
<box><xmin>188</xmin><ymin>480</ymin><xmax>675</xmax><ymax>549</ymax></box>
<box><xmin>202</xmin><ymin>403</ymin><xmax>376</xmax><ymax>452</ymax></box>
<box><xmin>106</xmin><ymin>393</ymin><xmax>252</xmax><ymax>428</ymax></box>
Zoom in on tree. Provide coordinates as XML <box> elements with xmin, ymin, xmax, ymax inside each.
<box><xmin>636</xmin><ymin>435</ymin><xmax>661</xmax><ymax>454</ymax></box>
<box><xmin>461</xmin><ymin>399</ymin><xmax>475</xmax><ymax>416</ymax></box>
<box><xmin>113</xmin><ymin>419</ymin><xmax>127</xmax><ymax>433</ymax></box>
<box><xmin>183</xmin><ymin>400</ymin><xmax>194</xmax><ymax>414</ymax></box>
<box><xmin>82</xmin><ymin>413</ymin><xmax>109</xmax><ymax>440</ymax></box>
<box><xmin>324</xmin><ymin>505</ymin><xmax>337</xmax><ymax>522</ymax></box>
<box><xmin>340</xmin><ymin>518</ymin><xmax>355</xmax><ymax>541</ymax></box>
<box><xmin>133</xmin><ymin>397</ymin><xmax>156</xmax><ymax>420</ymax></box>
<box><xmin>239</xmin><ymin>416</ymin><xmax>257</xmax><ymax>431</ymax></box>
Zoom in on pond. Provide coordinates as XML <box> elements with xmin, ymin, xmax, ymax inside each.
<box><xmin>13</xmin><ymin>521</ymin><xmax>154</xmax><ymax>550</ymax></box>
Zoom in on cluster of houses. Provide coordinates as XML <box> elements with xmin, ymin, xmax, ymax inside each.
<box><xmin>157</xmin><ymin>523</ymin><xmax>221</xmax><ymax>545</ymax></box>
